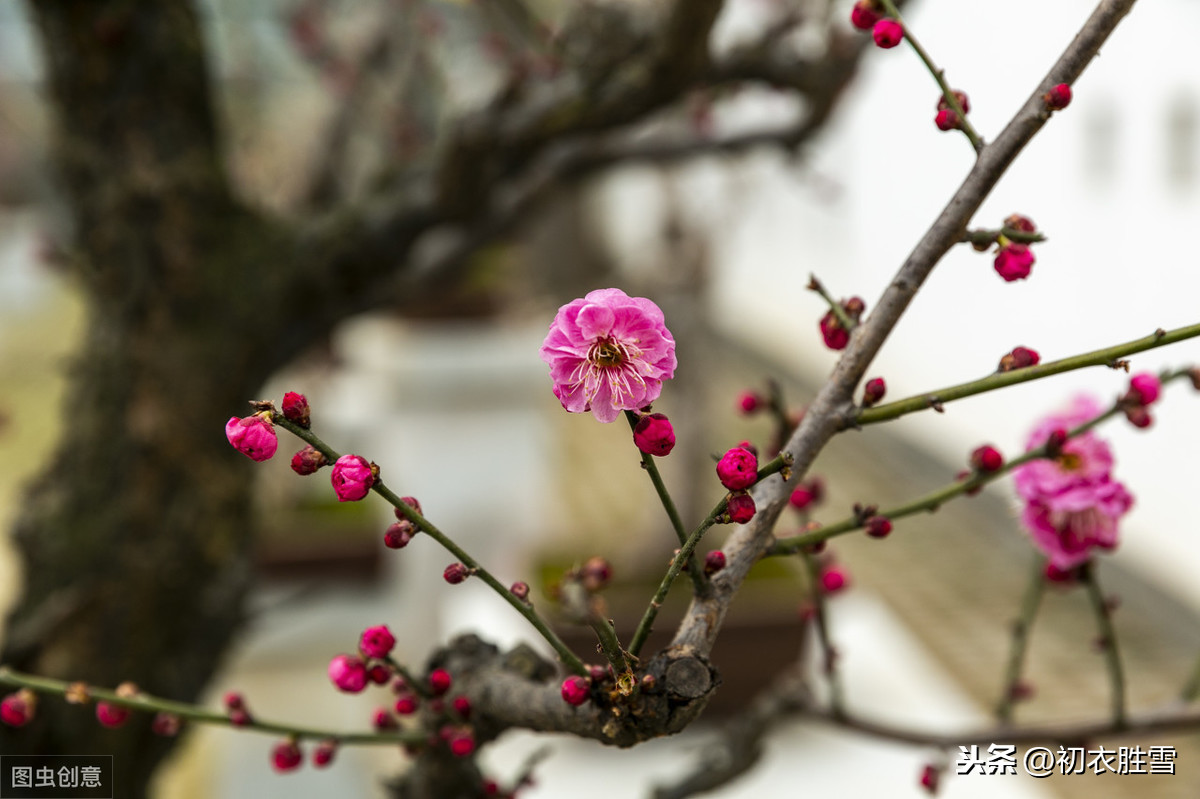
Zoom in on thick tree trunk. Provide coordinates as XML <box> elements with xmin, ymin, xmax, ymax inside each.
<box><xmin>0</xmin><ymin>3</ymin><xmax>283</xmax><ymax>793</ymax></box>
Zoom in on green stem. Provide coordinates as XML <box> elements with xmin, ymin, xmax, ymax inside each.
<box><xmin>801</xmin><ymin>551</ymin><xmax>843</xmax><ymax>717</ymax></box>
<box><xmin>386</xmin><ymin>657</ymin><xmax>430</xmax><ymax>698</ymax></box>
<box><xmin>628</xmin><ymin>509</ymin><xmax>724</xmax><ymax>658</ymax></box>
<box><xmin>996</xmin><ymin>556</ymin><xmax>1046</xmax><ymax>724</ymax></box>
<box><xmin>624</xmin><ymin>410</ymin><xmax>707</xmax><ymax>594</ymax></box>
<box><xmin>0</xmin><ymin>667</ymin><xmax>424</xmax><ymax>746</ymax></box>
<box><xmin>856</xmin><ymin>323</ymin><xmax>1200</xmax><ymax>426</ymax></box>
<box><xmin>771</xmin><ymin>406</ymin><xmax>1122</xmax><ymax>555</ymax></box>
<box><xmin>1083</xmin><ymin>563</ymin><xmax>1127</xmax><ymax>728</ymax></box>
<box><xmin>877</xmin><ymin>0</ymin><xmax>983</xmax><ymax>152</ymax></box>
<box><xmin>273</xmin><ymin>417</ymin><xmax>588</xmax><ymax>676</ymax></box>
<box><xmin>961</xmin><ymin>227</ymin><xmax>1047</xmax><ymax>248</ymax></box>
<box><xmin>807</xmin><ymin>274</ymin><xmax>856</xmax><ymax>333</ymax></box>
<box><xmin>587</xmin><ymin>615</ymin><xmax>631</xmax><ymax>677</ymax></box>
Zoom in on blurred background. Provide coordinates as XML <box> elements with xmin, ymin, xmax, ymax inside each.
<box><xmin>0</xmin><ymin>0</ymin><xmax>1197</xmax><ymax>797</ymax></box>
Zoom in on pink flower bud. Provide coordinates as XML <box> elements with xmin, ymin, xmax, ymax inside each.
<box><xmin>862</xmin><ymin>377</ymin><xmax>886</xmax><ymax>407</ymax></box>
<box><xmin>395</xmin><ymin>496</ymin><xmax>423</xmax><ymax>520</ymax></box>
<box><xmin>1123</xmin><ymin>405</ymin><xmax>1153</xmax><ymax>429</ymax></box>
<box><xmin>384</xmin><ymin>522</ymin><xmax>414</xmax><ymax>550</ymax></box>
<box><xmin>229</xmin><ymin>708</ymin><xmax>252</xmax><ymax>727</ymax></box>
<box><xmin>452</xmin><ymin>695</ymin><xmax>472</xmax><ymax>720</ymax></box>
<box><xmin>934</xmin><ymin>108</ymin><xmax>959</xmax><ymax>131</ymax></box>
<box><xmin>716</xmin><ymin>447</ymin><xmax>759</xmax><ymax>490</ymax></box>
<box><xmin>373</xmin><ymin>707</ymin><xmax>397</xmax><ymax>731</ymax></box>
<box><xmin>872</xmin><ymin>18</ymin><xmax>903</xmax><ymax>48</ymax></box>
<box><xmin>313</xmin><ymin>740</ymin><xmax>338</xmax><ymax>768</ymax></box>
<box><xmin>96</xmin><ymin>701</ymin><xmax>130</xmax><ymax>729</ymax></box>
<box><xmin>443</xmin><ymin>563</ymin><xmax>470</xmax><ymax>584</ymax></box>
<box><xmin>1004</xmin><ymin>213</ymin><xmax>1036</xmax><ymax>233</ymax></box>
<box><xmin>580</xmin><ymin>556</ymin><xmax>613</xmax><ymax>592</ymax></box>
<box><xmin>704</xmin><ymin>550</ymin><xmax>727</xmax><ymax>575</ymax></box>
<box><xmin>151</xmin><ymin>712</ymin><xmax>182</xmax><ymax>737</ymax></box>
<box><xmin>999</xmin><ymin>345</ymin><xmax>1040</xmax><ymax>372</ymax></box>
<box><xmin>359</xmin><ymin>625</ymin><xmax>396</xmax><ymax>659</ymax></box>
<box><xmin>1044</xmin><ymin>83</ymin><xmax>1072</xmax><ymax>110</ymax></box>
<box><xmin>737</xmin><ymin>391</ymin><xmax>763</xmax><ymax>414</ymax></box>
<box><xmin>1127</xmin><ymin>372</ymin><xmax>1161</xmax><ymax>406</ymax></box>
<box><xmin>447</xmin><ymin>729</ymin><xmax>476</xmax><ymax>758</ymax></box>
<box><xmin>561</xmin><ymin>675</ymin><xmax>590</xmax><ymax>706</ymax></box>
<box><xmin>937</xmin><ymin>90</ymin><xmax>971</xmax><ymax>115</ymax></box>
<box><xmin>1</xmin><ymin>690</ymin><xmax>34</xmax><ymax>727</ymax></box>
<box><xmin>820</xmin><ymin>566</ymin><xmax>849</xmax><ymax>594</ymax></box>
<box><xmin>864</xmin><ymin>515</ymin><xmax>893</xmax><ymax>538</ymax></box>
<box><xmin>510</xmin><ymin>581</ymin><xmax>530</xmax><ymax>600</ymax></box>
<box><xmin>394</xmin><ymin>694</ymin><xmax>419</xmax><ymax>715</ymax></box>
<box><xmin>994</xmin><ymin>242</ymin><xmax>1035</xmax><ymax>282</ymax></box>
<box><xmin>969</xmin><ymin>444</ymin><xmax>1004</xmax><ymax>473</ymax></box>
<box><xmin>726</xmin><ymin>492</ymin><xmax>756</xmax><ymax>524</ymax></box>
<box><xmin>429</xmin><ymin>668</ymin><xmax>453</xmax><ymax>696</ymax></box>
<box><xmin>330</xmin><ymin>454</ymin><xmax>374</xmax><ymax>502</ymax></box>
<box><xmin>819</xmin><ymin>297</ymin><xmax>866</xmax><ymax>351</ymax></box>
<box><xmin>290</xmin><ymin>445</ymin><xmax>326</xmax><ymax>475</ymax></box>
<box><xmin>368</xmin><ymin>665</ymin><xmax>391</xmax><ymax>685</ymax></box>
<box><xmin>919</xmin><ymin>764</ymin><xmax>939</xmax><ymax>794</ymax></box>
<box><xmin>225</xmin><ymin>415</ymin><xmax>278</xmax><ymax>462</ymax></box>
<box><xmin>850</xmin><ymin>1</ymin><xmax>882</xmax><ymax>30</ymax></box>
<box><xmin>281</xmin><ymin>392</ymin><xmax>311</xmax><ymax>428</ymax></box>
<box><xmin>328</xmin><ymin>654</ymin><xmax>368</xmax><ymax>693</ymax></box>
<box><xmin>633</xmin><ymin>413</ymin><xmax>676</xmax><ymax>457</ymax></box>
<box><xmin>271</xmin><ymin>740</ymin><xmax>303</xmax><ymax>773</ymax></box>
<box><xmin>223</xmin><ymin>691</ymin><xmax>245</xmax><ymax>712</ymax></box>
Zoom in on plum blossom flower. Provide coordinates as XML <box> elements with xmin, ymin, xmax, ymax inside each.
<box><xmin>1013</xmin><ymin>396</ymin><xmax>1133</xmax><ymax>570</ymax></box>
<box><xmin>540</xmin><ymin>288</ymin><xmax>676</xmax><ymax>423</ymax></box>
<box><xmin>225</xmin><ymin>414</ymin><xmax>278</xmax><ymax>462</ymax></box>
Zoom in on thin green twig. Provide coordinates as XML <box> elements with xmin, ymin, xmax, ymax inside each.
<box><xmin>877</xmin><ymin>0</ymin><xmax>983</xmax><ymax>152</ymax></box>
<box><xmin>1083</xmin><ymin>563</ymin><xmax>1127</xmax><ymax>728</ymax></box>
<box><xmin>996</xmin><ymin>556</ymin><xmax>1046</xmax><ymax>724</ymax></box>
<box><xmin>624</xmin><ymin>410</ymin><xmax>707</xmax><ymax>594</ymax></box>
<box><xmin>274</xmin><ymin>417</ymin><xmax>588</xmax><ymax>676</ymax></box>
<box><xmin>855</xmin><ymin>322</ymin><xmax>1200</xmax><ymax>427</ymax></box>
<box><xmin>0</xmin><ymin>667</ymin><xmax>424</xmax><ymax>745</ymax></box>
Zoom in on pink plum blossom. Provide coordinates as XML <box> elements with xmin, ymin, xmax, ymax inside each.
<box><xmin>540</xmin><ymin>288</ymin><xmax>676</xmax><ymax>423</ymax></box>
<box><xmin>225</xmin><ymin>415</ymin><xmax>278</xmax><ymax>462</ymax></box>
<box><xmin>328</xmin><ymin>654</ymin><xmax>368</xmax><ymax>693</ymax></box>
<box><xmin>359</xmin><ymin>625</ymin><xmax>396</xmax><ymax>659</ymax></box>
<box><xmin>716</xmin><ymin>447</ymin><xmax>758</xmax><ymax>491</ymax></box>
<box><xmin>1013</xmin><ymin>396</ymin><xmax>1133</xmax><ymax>570</ymax></box>
<box><xmin>331</xmin><ymin>454</ymin><xmax>374</xmax><ymax>502</ymax></box>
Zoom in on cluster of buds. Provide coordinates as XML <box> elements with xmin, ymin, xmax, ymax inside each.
<box><xmin>717</xmin><ymin>445</ymin><xmax>760</xmax><ymax>523</ymax></box>
<box><xmin>934</xmin><ymin>90</ymin><xmax>970</xmax><ymax>133</ymax></box>
<box><xmin>850</xmin><ymin>1</ymin><xmax>903</xmax><ymax>49</ymax></box>
<box><xmin>328</xmin><ymin>624</ymin><xmax>398</xmax><ymax>693</ymax></box>
<box><xmin>385</xmin><ymin>497</ymin><xmax>424</xmax><ymax>550</ymax></box>
<box><xmin>819</xmin><ymin>297</ymin><xmax>865</xmax><ymax>351</ymax></box>
<box><xmin>992</xmin><ymin>214</ymin><xmax>1039</xmax><ymax>282</ymax></box>
<box><xmin>1120</xmin><ymin>372</ymin><xmax>1162</xmax><ymax>429</ymax></box>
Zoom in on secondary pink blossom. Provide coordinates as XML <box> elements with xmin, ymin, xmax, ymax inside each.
<box><xmin>331</xmin><ymin>454</ymin><xmax>374</xmax><ymax>502</ymax></box>
<box><xmin>328</xmin><ymin>654</ymin><xmax>369</xmax><ymax>693</ymax></box>
<box><xmin>272</xmin><ymin>740</ymin><xmax>303</xmax><ymax>772</ymax></box>
<box><xmin>225</xmin><ymin>415</ymin><xmax>278</xmax><ymax>462</ymax></box>
<box><xmin>561</xmin><ymin>675</ymin><xmax>590</xmax><ymax>706</ymax></box>
<box><xmin>1</xmin><ymin>691</ymin><xmax>33</xmax><ymax>727</ymax></box>
<box><xmin>96</xmin><ymin>702</ymin><xmax>130</xmax><ymax>729</ymax></box>
<box><xmin>359</xmin><ymin>625</ymin><xmax>396</xmax><ymax>659</ymax></box>
<box><xmin>1013</xmin><ymin>397</ymin><xmax>1133</xmax><ymax>570</ymax></box>
<box><xmin>716</xmin><ymin>446</ymin><xmax>758</xmax><ymax>491</ymax></box>
<box><xmin>994</xmin><ymin>242</ymin><xmax>1035</xmax><ymax>281</ymax></box>
<box><xmin>540</xmin><ymin>288</ymin><xmax>677</xmax><ymax>423</ymax></box>
<box><xmin>1127</xmin><ymin>373</ymin><xmax>1161</xmax><ymax>406</ymax></box>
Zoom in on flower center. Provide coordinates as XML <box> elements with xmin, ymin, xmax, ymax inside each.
<box><xmin>1057</xmin><ymin>452</ymin><xmax>1083</xmax><ymax>471</ymax></box>
<box><xmin>588</xmin><ymin>338</ymin><xmax>626</xmax><ymax>367</ymax></box>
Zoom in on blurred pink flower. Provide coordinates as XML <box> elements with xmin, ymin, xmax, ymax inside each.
<box><xmin>1013</xmin><ymin>396</ymin><xmax>1133</xmax><ymax>570</ymax></box>
<box><xmin>540</xmin><ymin>289</ymin><xmax>676</xmax><ymax>423</ymax></box>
